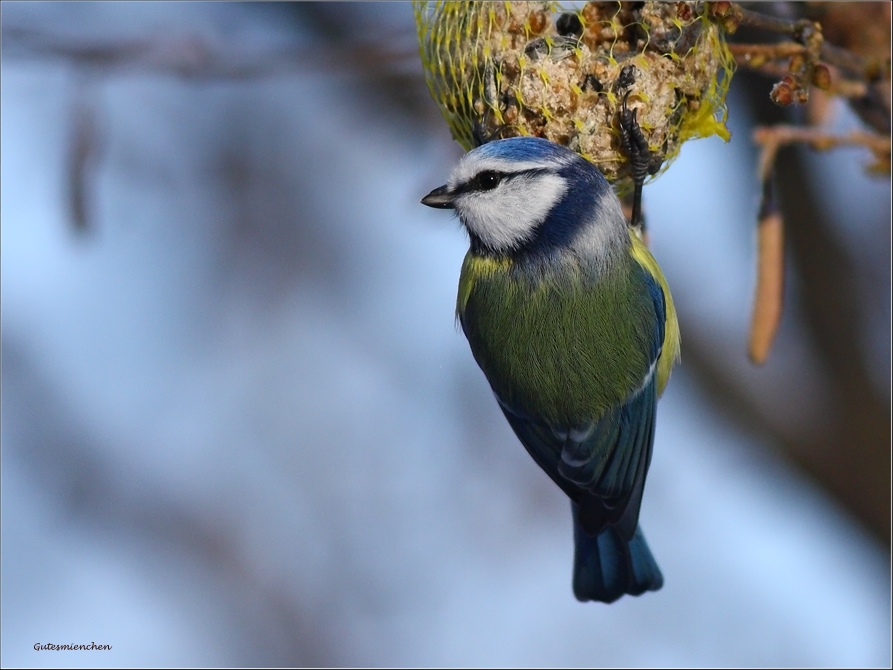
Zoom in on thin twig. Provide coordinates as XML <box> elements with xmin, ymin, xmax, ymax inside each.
<box><xmin>735</xmin><ymin>5</ymin><xmax>874</xmax><ymax>77</ymax></box>
<box><xmin>729</xmin><ymin>42</ymin><xmax>807</xmax><ymax>65</ymax></box>
<box><xmin>737</xmin><ymin>6</ymin><xmax>801</xmax><ymax>36</ymax></box>
<box><xmin>753</xmin><ymin>125</ymin><xmax>891</xmax><ymax>155</ymax></box>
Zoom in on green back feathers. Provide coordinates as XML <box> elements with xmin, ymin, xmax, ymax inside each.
<box><xmin>457</xmin><ymin>248</ymin><xmax>670</xmax><ymax>426</ymax></box>
<box><xmin>457</xmin><ymin>235</ymin><xmax>679</xmax><ymax>425</ymax></box>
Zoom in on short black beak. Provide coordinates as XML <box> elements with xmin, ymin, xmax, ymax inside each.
<box><xmin>421</xmin><ymin>184</ymin><xmax>455</xmax><ymax>209</ymax></box>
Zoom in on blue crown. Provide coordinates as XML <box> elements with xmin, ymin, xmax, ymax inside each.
<box><xmin>474</xmin><ymin>136</ymin><xmax>578</xmax><ymax>164</ymax></box>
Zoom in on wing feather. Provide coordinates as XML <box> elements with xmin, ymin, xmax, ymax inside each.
<box><xmin>492</xmin><ymin>264</ymin><xmax>667</xmax><ymax>539</ymax></box>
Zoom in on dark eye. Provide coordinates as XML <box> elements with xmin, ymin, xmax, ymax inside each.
<box><xmin>475</xmin><ymin>171</ymin><xmax>502</xmax><ymax>191</ymax></box>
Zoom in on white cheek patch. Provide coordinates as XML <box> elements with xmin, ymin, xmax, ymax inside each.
<box><xmin>456</xmin><ymin>173</ymin><xmax>567</xmax><ymax>252</ymax></box>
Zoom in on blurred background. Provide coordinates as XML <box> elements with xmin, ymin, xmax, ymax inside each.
<box><xmin>2</xmin><ymin>2</ymin><xmax>890</xmax><ymax>667</ymax></box>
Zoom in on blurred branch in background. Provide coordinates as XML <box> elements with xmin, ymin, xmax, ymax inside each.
<box><xmin>67</xmin><ymin>75</ymin><xmax>101</xmax><ymax>232</ymax></box>
<box><xmin>3</xmin><ymin>6</ymin><xmax>431</xmax><ymax>234</ymax></box>
<box><xmin>724</xmin><ymin>1</ymin><xmax>890</xmax><ymax>117</ymax></box>
<box><xmin>2</xmin><ymin>21</ymin><xmax>418</xmax><ymax>81</ymax></box>
<box><xmin>700</xmin><ymin>1</ymin><xmax>890</xmax><ymax>541</ymax></box>
<box><xmin>719</xmin><ymin>1</ymin><xmax>891</xmax><ymax>365</ymax></box>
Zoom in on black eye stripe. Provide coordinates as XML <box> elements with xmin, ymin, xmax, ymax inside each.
<box><xmin>472</xmin><ymin>170</ymin><xmax>503</xmax><ymax>191</ymax></box>
<box><xmin>458</xmin><ymin>167</ymin><xmax>550</xmax><ymax>195</ymax></box>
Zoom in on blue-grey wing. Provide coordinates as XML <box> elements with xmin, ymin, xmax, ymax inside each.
<box><xmin>498</xmin><ymin>376</ymin><xmax>656</xmax><ymax>540</ymax></box>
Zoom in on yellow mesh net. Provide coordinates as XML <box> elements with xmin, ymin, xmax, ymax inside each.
<box><xmin>414</xmin><ymin>1</ymin><xmax>735</xmax><ymax>190</ymax></box>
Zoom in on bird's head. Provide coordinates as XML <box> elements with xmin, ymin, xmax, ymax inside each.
<box><xmin>422</xmin><ymin>137</ymin><xmax>627</xmax><ymax>258</ymax></box>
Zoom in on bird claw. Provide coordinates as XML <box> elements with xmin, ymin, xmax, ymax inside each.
<box><xmin>619</xmin><ymin>92</ymin><xmax>654</xmax><ymax>185</ymax></box>
<box><xmin>618</xmin><ymin>92</ymin><xmax>660</xmax><ymax>230</ymax></box>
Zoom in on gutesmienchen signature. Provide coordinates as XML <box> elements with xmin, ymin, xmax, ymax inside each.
<box><xmin>34</xmin><ymin>642</ymin><xmax>112</xmax><ymax>651</ymax></box>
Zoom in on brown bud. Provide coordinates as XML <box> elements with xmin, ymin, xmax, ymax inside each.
<box><xmin>812</xmin><ymin>64</ymin><xmax>832</xmax><ymax>90</ymax></box>
<box><xmin>709</xmin><ymin>1</ymin><xmax>741</xmax><ymax>33</ymax></box>
<box><xmin>770</xmin><ymin>81</ymin><xmax>795</xmax><ymax>106</ymax></box>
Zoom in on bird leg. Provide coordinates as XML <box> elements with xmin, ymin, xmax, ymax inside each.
<box><xmin>618</xmin><ymin>92</ymin><xmax>659</xmax><ymax>231</ymax></box>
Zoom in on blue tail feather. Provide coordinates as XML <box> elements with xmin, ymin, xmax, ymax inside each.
<box><xmin>571</xmin><ymin>504</ymin><xmax>663</xmax><ymax>603</ymax></box>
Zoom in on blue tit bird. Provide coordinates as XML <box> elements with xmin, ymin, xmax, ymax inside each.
<box><xmin>421</xmin><ymin>136</ymin><xmax>680</xmax><ymax>603</ymax></box>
